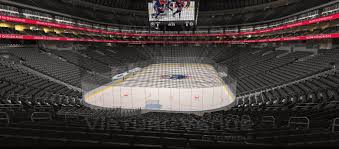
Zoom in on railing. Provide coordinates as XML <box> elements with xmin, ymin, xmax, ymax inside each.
<box><xmin>332</xmin><ymin>117</ymin><xmax>339</xmax><ymax>133</ymax></box>
<box><xmin>0</xmin><ymin>103</ymin><xmax>23</xmax><ymax>110</ymax></box>
<box><xmin>30</xmin><ymin>112</ymin><xmax>52</xmax><ymax>122</ymax></box>
<box><xmin>241</xmin><ymin>115</ymin><xmax>253</xmax><ymax>130</ymax></box>
<box><xmin>294</xmin><ymin>103</ymin><xmax>318</xmax><ymax>109</ymax></box>
<box><xmin>261</xmin><ymin>116</ymin><xmax>276</xmax><ymax>128</ymax></box>
<box><xmin>231</xmin><ymin>115</ymin><xmax>241</xmax><ymax>129</ymax></box>
<box><xmin>33</xmin><ymin>105</ymin><xmax>54</xmax><ymax>111</ymax></box>
<box><xmin>288</xmin><ymin>117</ymin><xmax>310</xmax><ymax>129</ymax></box>
<box><xmin>0</xmin><ymin>112</ymin><xmax>9</xmax><ymax>125</ymax></box>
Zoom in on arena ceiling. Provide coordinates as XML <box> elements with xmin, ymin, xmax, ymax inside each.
<box><xmin>72</xmin><ymin>0</ymin><xmax>279</xmax><ymax>11</ymax></box>
<box><xmin>6</xmin><ymin>0</ymin><xmax>332</xmax><ymax>26</ymax></box>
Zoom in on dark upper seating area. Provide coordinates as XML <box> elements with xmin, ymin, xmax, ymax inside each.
<box><xmin>17</xmin><ymin>0</ymin><xmax>331</xmax><ymax>26</ymax></box>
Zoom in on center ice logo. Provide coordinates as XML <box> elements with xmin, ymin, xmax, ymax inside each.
<box><xmin>160</xmin><ymin>74</ymin><xmax>190</xmax><ymax>80</ymax></box>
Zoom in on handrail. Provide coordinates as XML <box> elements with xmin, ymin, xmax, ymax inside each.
<box><xmin>30</xmin><ymin>112</ymin><xmax>52</xmax><ymax>122</ymax></box>
<box><xmin>0</xmin><ymin>103</ymin><xmax>22</xmax><ymax>106</ymax></box>
<box><xmin>241</xmin><ymin>115</ymin><xmax>252</xmax><ymax>129</ymax></box>
<box><xmin>231</xmin><ymin>115</ymin><xmax>240</xmax><ymax>119</ymax></box>
<box><xmin>0</xmin><ymin>103</ymin><xmax>23</xmax><ymax>110</ymax></box>
<box><xmin>0</xmin><ymin>112</ymin><xmax>10</xmax><ymax>125</ymax></box>
<box><xmin>33</xmin><ymin>105</ymin><xmax>53</xmax><ymax>110</ymax></box>
<box><xmin>295</xmin><ymin>103</ymin><xmax>318</xmax><ymax>107</ymax></box>
<box><xmin>332</xmin><ymin>117</ymin><xmax>339</xmax><ymax>133</ymax></box>
<box><xmin>241</xmin><ymin>115</ymin><xmax>251</xmax><ymax>121</ymax></box>
<box><xmin>288</xmin><ymin>117</ymin><xmax>310</xmax><ymax>129</ymax></box>
<box><xmin>262</xmin><ymin>116</ymin><xmax>276</xmax><ymax>127</ymax></box>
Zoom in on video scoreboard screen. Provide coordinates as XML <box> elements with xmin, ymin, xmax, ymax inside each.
<box><xmin>148</xmin><ymin>0</ymin><xmax>196</xmax><ymax>29</ymax></box>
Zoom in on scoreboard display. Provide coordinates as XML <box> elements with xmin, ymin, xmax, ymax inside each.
<box><xmin>148</xmin><ymin>0</ymin><xmax>197</xmax><ymax>29</ymax></box>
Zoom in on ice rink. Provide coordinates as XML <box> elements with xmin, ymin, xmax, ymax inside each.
<box><xmin>83</xmin><ymin>63</ymin><xmax>236</xmax><ymax>112</ymax></box>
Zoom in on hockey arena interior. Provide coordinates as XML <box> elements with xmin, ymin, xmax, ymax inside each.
<box><xmin>0</xmin><ymin>0</ymin><xmax>339</xmax><ymax>147</ymax></box>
